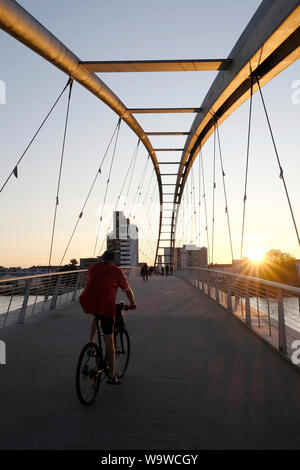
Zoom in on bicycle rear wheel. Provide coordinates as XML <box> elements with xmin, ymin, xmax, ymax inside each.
<box><xmin>114</xmin><ymin>328</ymin><xmax>130</xmax><ymax>378</ymax></box>
<box><xmin>76</xmin><ymin>342</ymin><xmax>102</xmax><ymax>406</ymax></box>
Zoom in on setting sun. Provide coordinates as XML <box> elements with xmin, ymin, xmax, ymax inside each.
<box><xmin>246</xmin><ymin>248</ymin><xmax>266</xmax><ymax>263</ymax></box>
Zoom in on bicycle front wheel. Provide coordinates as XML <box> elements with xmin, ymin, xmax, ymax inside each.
<box><xmin>114</xmin><ymin>328</ymin><xmax>130</xmax><ymax>378</ymax></box>
<box><xmin>75</xmin><ymin>342</ymin><xmax>102</xmax><ymax>406</ymax></box>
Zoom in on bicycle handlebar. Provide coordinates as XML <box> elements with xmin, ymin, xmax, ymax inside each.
<box><xmin>117</xmin><ymin>301</ymin><xmax>136</xmax><ymax>311</ymax></box>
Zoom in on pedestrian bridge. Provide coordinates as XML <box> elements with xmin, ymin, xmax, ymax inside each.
<box><xmin>1</xmin><ymin>0</ymin><xmax>300</xmax><ymax>450</ymax></box>
<box><xmin>1</xmin><ymin>274</ymin><xmax>300</xmax><ymax>450</ymax></box>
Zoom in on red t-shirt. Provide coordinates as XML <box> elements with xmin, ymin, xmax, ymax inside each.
<box><xmin>79</xmin><ymin>262</ymin><xmax>129</xmax><ymax>318</ymax></box>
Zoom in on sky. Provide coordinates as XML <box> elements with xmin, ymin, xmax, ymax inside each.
<box><xmin>0</xmin><ymin>0</ymin><xmax>299</xmax><ymax>267</ymax></box>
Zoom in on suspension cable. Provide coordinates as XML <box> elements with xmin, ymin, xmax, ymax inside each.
<box><xmin>134</xmin><ymin>169</ymin><xmax>157</xmax><ymax>260</ymax></box>
<box><xmin>0</xmin><ymin>78</ymin><xmax>72</xmax><ymax>194</ymax></box>
<box><xmin>128</xmin><ymin>155</ymin><xmax>150</xmax><ymax>219</ymax></box>
<box><xmin>58</xmin><ymin>118</ymin><xmax>123</xmax><ymax>266</ymax></box>
<box><xmin>97</xmin><ymin>138</ymin><xmax>141</xmax><ymax>256</ymax></box>
<box><xmin>176</xmin><ymin>192</ymin><xmax>185</xmax><ymax>248</ymax></box>
<box><xmin>191</xmin><ymin>166</ymin><xmax>198</xmax><ymax>246</ymax></box>
<box><xmin>200</xmin><ymin>149</ymin><xmax>211</xmax><ymax>265</ymax></box>
<box><xmin>134</xmin><ymin>168</ymin><xmax>155</xmax><ymax>227</ymax></box>
<box><xmin>184</xmin><ymin>183</ymin><xmax>189</xmax><ymax>245</ymax></box>
<box><xmin>93</xmin><ymin>118</ymin><xmax>121</xmax><ymax>257</ymax></box>
<box><xmin>131</xmin><ymin>168</ymin><xmax>155</xmax><ymax>253</ymax></box>
<box><xmin>211</xmin><ymin>123</ymin><xmax>217</xmax><ymax>264</ymax></box>
<box><xmin>48</xmin><ymin>78</ymin><xmax>73</xmax><ymax>270</ymax></box>
<box><xmin>240</xmin><ymin>75</ymin><xmax>254</xmax><ymax>262</ymax></box>
<box><xmin>147</xmin><ymin>181</ymin><xmax>160</xmax><ymax>263</ymax></box>
<box><xmin>188</xmin><ymin>174</ymin><xmax>193</xmax><ymax>244</ymax></box>
<box><xmin>255</xmin><ymin>75</ymin><xmax>300</xmax><ymax>246</ymax></box>
<box><xmin>124</xmin><ymin>139</ymin><xmax>140</xmax><ymax>209</ymax></box>
<box><xmin>198</xmin><ymin>151</ymin><xmax>202</xmax><ymax>248</ymax></box>
<box><xmin>216</xmin><ymin>124</ymin><xmax>234</xmax><ymax>262</ymax></box>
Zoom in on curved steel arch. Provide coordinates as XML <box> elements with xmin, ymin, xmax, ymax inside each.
<box><xmin>171</xmin><ymin>0</ymin><xmax>300</xmax><ymax>264</ymax></box>
<box><xmin>1</xmin><ymin>0</ymin><xmax>300</xmax><ymax>267</ymax></box>
<box><xmin>0</xmin><ymin>0</ymin><xmax>163</xmax><ymax>261</ymax></box>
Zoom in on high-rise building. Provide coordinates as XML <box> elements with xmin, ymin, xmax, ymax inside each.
<box><xmin>107</xmin><ymin>211</ymin><xmax>139</xmax><ymax>267</ymax></box>
<box><xmin>163</xmin><ymin>247</ymin><xmax>172</xmax><ymax>267</ymax></box>
<box><xmin>157</xmin><ymin>255</ymin><xmax>162</xmax><ymax>268</ymax></box>
<box><xmin>174</xmin><ymin>244</ymin><xmax>208</xmax><ymax>269</ymax></box>
<box><xmin>174</xmin><ymin>247</ymin><xmax>182</xmax><ymax>268</ymax></box>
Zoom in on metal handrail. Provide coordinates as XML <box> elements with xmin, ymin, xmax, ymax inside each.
<box><xmin>183</xmin><ymin>267</ymin><xmax>300</xmax><ymax>294</ymax></box>
<box><xmin>0</xmin><ymin>269</ymin><xmax>86</xmax><ymax>283</ymax></box>
<box><xmin>0</xmin><ymin>267</ymin><xmax>140</xmax><ymax>328</ymax></box>
<box><xmin>175</xmin><ymin>267</ymin><xmax>300</xmax><ymax>367</ymax></box>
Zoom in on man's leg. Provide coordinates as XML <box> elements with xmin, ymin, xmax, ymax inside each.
<box><xmin>98</xmin><ymin>317</ymin><xmax>121</xmax><ymax>383</ymax></box>
<box><xmin>103</xmin><ymin>334</ymin><xmax>115</xmax><ymax>378</ymax></box>
<box><xmin>89</xmin><ymin>317</ymin><xmax>97</xmax><ymax>342</ymax></box>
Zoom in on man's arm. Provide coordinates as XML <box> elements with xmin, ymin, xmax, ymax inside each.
<box><xmin>124</xmin><ymin>287</ymin><xmax>136</xmax><ymax>309</ymax></box>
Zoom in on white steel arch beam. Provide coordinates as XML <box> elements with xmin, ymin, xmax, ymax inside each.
<box><xmin>0</xmin><ymin>0</ymin><xmax>163</xmax><ymax>199</ymax></box>
<box><xmin>0</xmin><ymin>0</ymin><xmax>165</xmax><ymax>265</ymax></box>
<box><xmin>171</xmin><ymin>0</ymin><xmax>300</xmax><ymax>263</ymax></box>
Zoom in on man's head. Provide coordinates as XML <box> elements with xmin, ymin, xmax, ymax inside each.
<box><xmin>101</xmin><ymin>250</ymin><xmax>115</xmax><ymax>263</ymax></box>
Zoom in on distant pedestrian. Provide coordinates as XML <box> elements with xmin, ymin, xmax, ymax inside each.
<box><xmin>141</xmin><ymin>263</ymin><xmax>149</xmax><ymax>282</ymax></box>
<box><xmin>161</xmin><ymin>266</ymin><xmax>164</xmax><ymax>276</ymax></box>
<box><xmin>165</xmin><ymin>265</ymin><xmax>169</xmax><ymax>276</ymax></box>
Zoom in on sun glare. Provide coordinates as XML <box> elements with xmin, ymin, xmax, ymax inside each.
<box><xmin>246</xmin><ymin>248</ymin><xmax>266</xmax><ymax>263</ymax></box>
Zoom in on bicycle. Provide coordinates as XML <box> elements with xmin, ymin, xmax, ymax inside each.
<box><xmin>76</xmin><ymin>301</ymin><xmax>131</xmax><ymax>406</ymax></box>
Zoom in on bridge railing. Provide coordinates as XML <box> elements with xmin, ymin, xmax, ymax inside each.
<box><xmin>175</xmin><ymin>267</ymin><xmax>300</xmax><ymax>365</ymax></box>
<box><xmin>0</xmin><ymin>267</ymin><xmax>140</xmax><ymax>328</ymax></box>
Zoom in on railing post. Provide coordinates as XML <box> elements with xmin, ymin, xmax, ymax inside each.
<box><xmin>72</xmin><ymin>273</ymin><xmax>81</xmax><ymax>302</ymax></box>
<box><xmin>245</xmin><ymin>280</ymin><xmax>252</xmax><ymax>327</ymax></box>
<box><xmin>18</xmin><ymin>279</ymin><xmax>32</xmax><ymax>324</ymax></box>
<box><xmin>207</xmin><ymin>271</ymin><xmax>211</xmax><ymax>297</ymax></box>
<box><xmin>278</xmin><ymin>289</ymin><xmax>287</xmax><ymax>354</ymax></box>
<box><xmin>3</xmin><ymin>283</ymin><xmax>16</xmax><ymax>328</ymax></box>
<box><xmin>227</xmin><ymin>277</ymin><xmax>232</xmax><ymax>312</ymax></box>
<box><xmin>215</xmin><ymin>277</ymin><xmax>220</xmax><ymax>303</ymax></box>
<box><xmin>50</xmin><ymin>274</ymin><xmax>62</xmax><ymax>310</ymax></box>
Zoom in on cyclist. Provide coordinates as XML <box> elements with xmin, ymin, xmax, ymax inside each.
<box><xmin>79</xmin><ymin>250</ymin><xmax>136</xmax><ymax>385</ymax></box>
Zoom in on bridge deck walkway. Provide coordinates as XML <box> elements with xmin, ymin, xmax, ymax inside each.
<box><xmin>0</xmin><ymin>275</ymin><xmax>300</xmax><ymax>450</ymax></box>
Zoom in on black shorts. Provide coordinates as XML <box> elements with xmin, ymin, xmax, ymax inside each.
<box><xmin>96</xmin><ymin>316</ymin><xmax>115</xmax><ymax>335</ymax></box>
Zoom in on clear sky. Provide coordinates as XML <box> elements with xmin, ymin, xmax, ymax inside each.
<box><xmin>0</xmin><ymin>0</ymin><xmax>299</xmax><ymax>267</ymax></box>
